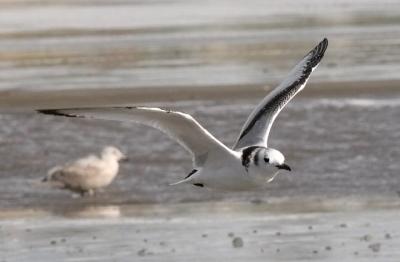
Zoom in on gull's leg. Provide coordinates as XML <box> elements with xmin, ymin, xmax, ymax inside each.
<box><xmin>266</xmin><ymin>171</ymin><xmax>280</xmax><ymax>183</ymax></box>
<box><xmin>77</xmin><ymin>189</ymin><xmax>94</xmax><ymax>197</ymax></box>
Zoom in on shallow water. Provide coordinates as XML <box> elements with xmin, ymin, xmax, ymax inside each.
<box><xmin>1</xmin><ymin>0</ymin><xmax>400</xmax><ymax>100</ymax></box>
<box><xmin>0</xmin><ymin>90</ymin><xmax>399</xmax><ymax>209</ymax></box>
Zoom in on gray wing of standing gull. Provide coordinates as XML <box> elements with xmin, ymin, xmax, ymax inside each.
<box><xmin>233</xmin><ymin>38</ymin><xmax>328</xmax><ymax>150</ymax></box>
<box><xmin>38</xmin><ymin>107</ymin><xmax>231</xmax><ymax>167</ymax></box>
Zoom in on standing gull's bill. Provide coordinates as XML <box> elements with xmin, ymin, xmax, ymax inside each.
<box><xmin>39</xmin><ymin>38</ymin><xmax>328</xmax><ymax>191</ymax></box>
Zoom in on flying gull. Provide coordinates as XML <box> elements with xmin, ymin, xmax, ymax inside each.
<box><xmin>42</xmin><ymin>146</ymin><xmax>127</xmax><ymax>196</ymax></box>
<box><xmin>39</xmin><ymin>38</ymin><xmax>328</xmax><ymax>191</ymax></box>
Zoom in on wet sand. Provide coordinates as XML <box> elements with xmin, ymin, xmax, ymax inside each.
<box><xmin>1</xmin><ymin>200</ymin><xmax>400</xmax><ymax>262</ymax></box>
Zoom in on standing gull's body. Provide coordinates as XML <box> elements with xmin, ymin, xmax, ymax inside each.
<box><xmin>39</xmin><ymin>38</ymin><xmax>328</xmax><ymax>191</ymax></box>
<box><xmin>43</xmin><ymin>146</ymin><xmax>127</xmax><ymax>196</ymax></box>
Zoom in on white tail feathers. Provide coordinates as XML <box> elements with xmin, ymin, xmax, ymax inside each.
<box><xmin>169</xmin><ymin>177</ymin><xmax>193</xmax><ymax>186</ymax></box>
<box><xmin>44</xmin><ymin>166</ymin><xmax>63</xmax><ymax>181</ymax></box>
<box><xmin>48</xmin><ymin>166</ymin><xmax>62</xmax><ymax>176</ymax></box>
<box><xmin>169</xmin><ymin>169</ymin><xmax>198</xmax><ymax>186</ymax></box>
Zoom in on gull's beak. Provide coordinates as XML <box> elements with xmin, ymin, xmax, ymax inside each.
<box><xmin>121</xmin><ymin>155</ymin><xmax>129</xmax><ymax>162</ymax></box>
<box><xmin>276</xmin><ymin>163</ymin><xmax>291</xmax><ymax>171</ymax></box>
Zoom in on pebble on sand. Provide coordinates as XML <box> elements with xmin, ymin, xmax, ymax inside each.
<box><xmin>250</xmin><ymin>199</ymin><xmax>264</xmax><ymax>205</ymax></box>
<box><xmin>137</xmin><ymin>248</ymin><xmax>147</xmax><ymax>256</ymax></box>
<box><xmin>368</xmin><ymin>243</ymin><xmax>381</xmax><ymax>253</ymax></box>
<box><xmin>232</xmin><ymin>237</ymin><xmax>244</xmax><ymax>248</ymax></box>
<box><xmin>360</xmin><ymin>234</ymin><xmax>372</xmax><ymax>242</ymax></box>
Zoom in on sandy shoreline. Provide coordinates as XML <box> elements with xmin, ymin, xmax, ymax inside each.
<box><xmin>1</xmin><ymin>200</ymin><xmax>400</xmax><ymax>262</ymax></box>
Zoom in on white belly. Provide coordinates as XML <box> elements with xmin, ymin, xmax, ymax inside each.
<box><xmin>192</xmin><ymin>152</ymin><xmax>265</xmax><ymax>191</ymax></box>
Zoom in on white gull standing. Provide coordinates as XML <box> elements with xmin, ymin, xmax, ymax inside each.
<box><xmin>39</xmin><ymin>38</ymin><xmax>328</xmax><ymax>191</ymax></box>
<box><xmin>43</xmin><ymin>146</ymin><xmax>127</xmax><ymax>196</ymax></box>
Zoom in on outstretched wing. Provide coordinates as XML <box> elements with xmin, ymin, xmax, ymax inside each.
<box><xmin>233</xmin><ymin>38</ymin><xmax>328</xmax><ymax>150</ymax></box>
<box><xmin>38</xmin><ymin>107</ymin><xmax>230</xmax><ymax>167</ymax></box>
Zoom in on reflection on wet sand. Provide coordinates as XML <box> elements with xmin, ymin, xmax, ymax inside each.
<box><xmin>60</xmin><ymin>205</ymin><xmax>121</xmax><ymax>219</ymax></box>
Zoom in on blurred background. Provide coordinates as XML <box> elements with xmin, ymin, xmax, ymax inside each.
<box><xmin>0</xmin><ymin>0</ymin><xmax>399</xmax><ymax>261</ymax></box>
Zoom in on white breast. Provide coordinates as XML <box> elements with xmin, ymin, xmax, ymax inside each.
<box><xmin>193</xmin><ymin>151</ymin><xmax>263</xmax><ymax>191</ymax></box>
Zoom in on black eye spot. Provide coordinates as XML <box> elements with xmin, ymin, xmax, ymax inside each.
<box><xmin>264</xmin><ymin>158</ymin><xmax>269</xmax><ymax>163</ymax></box>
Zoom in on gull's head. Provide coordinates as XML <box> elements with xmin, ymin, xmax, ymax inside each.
<box><xmin>263</xmin><ymin>148</ymin><xmax>291</xmax><ymax>172</ymax></box>
<box><xmin>242</xmin><ymin>146</ymin><xmax>291</xmax><ymax>172</ymax></box>
<box><xmin>102</xmin><ymin>146</ymin><xmax>127</xmax><ymax>162</ymax></box>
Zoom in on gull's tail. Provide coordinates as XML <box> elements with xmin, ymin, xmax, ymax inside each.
<box><xmin>169</xmin><ymin>169</ymin><xmax>198</xmax><ymax>186</ymax></box>
<box><xmin>42</xmin><ymin>166</ymin><xmax>62</xmax><ymax>182</ymax></box>
<box><xmin>169</xmin><ymin>179</ymin><xmax>192</xmax><ymax>186</ymax></box>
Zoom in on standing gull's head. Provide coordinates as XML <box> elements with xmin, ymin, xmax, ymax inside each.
<box><xmin>102</xmin><ymin>146</ymin><xmax>128</xmax><ymax>162</ymax></box>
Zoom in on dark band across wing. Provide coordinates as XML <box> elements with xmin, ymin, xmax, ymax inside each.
<box><xmin>233</xmin><ymin>38</ymin><xmax>328</xmax><ymax>150</ymax></box>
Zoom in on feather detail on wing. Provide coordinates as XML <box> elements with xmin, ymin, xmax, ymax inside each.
<box><xmin>38</xmin><ymin>107</ymin><xmax>230</xmax><ymax>167</ymax></box>
<box><xmin>233</xmin><ymin>38</ymin><xmax>328</xmax><ymax>150</ymax></box>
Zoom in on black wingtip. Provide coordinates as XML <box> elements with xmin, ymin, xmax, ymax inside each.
<box><xmin>320</xmin><ymin>37</ymin><xmax>328</xmax><ymax>51</ymax></box>
<box><xmin>37</xmin><ymin>109</ymin><xmax>79</xmax><ymax>118</ymax></box>
<box><xmin>307</xmin><ymin>38</ymin><xmax>328</xmax><ymax>68</ymax></box>
<box><xmin>320</xmin><ymin>38</ymin><xmax>328</xmax><ymax>50</ymax></box>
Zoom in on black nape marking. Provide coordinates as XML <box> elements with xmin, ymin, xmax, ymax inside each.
<box><xmin>185</xmin><ymin>169</ymin><xmax>198</xmax><ymax>179</ymax></box>
<box><xmin>37</xmin><ymin>109</ymin><xmax>79</xmax><ymax>118</ymax></box>
<box><xmin>241</xmin><ymin>146</ymin><xmax>265</xmax><ymax>171</ymax></box>
<box><xmin>193</xmin><ymin>183</ymin><xmax>204</xmax><ymax>187</ymax></box>
<box><xmin>254</xmin><ymin>149</ymin><xmax>260</xmax><ymax>166</ymax></box>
